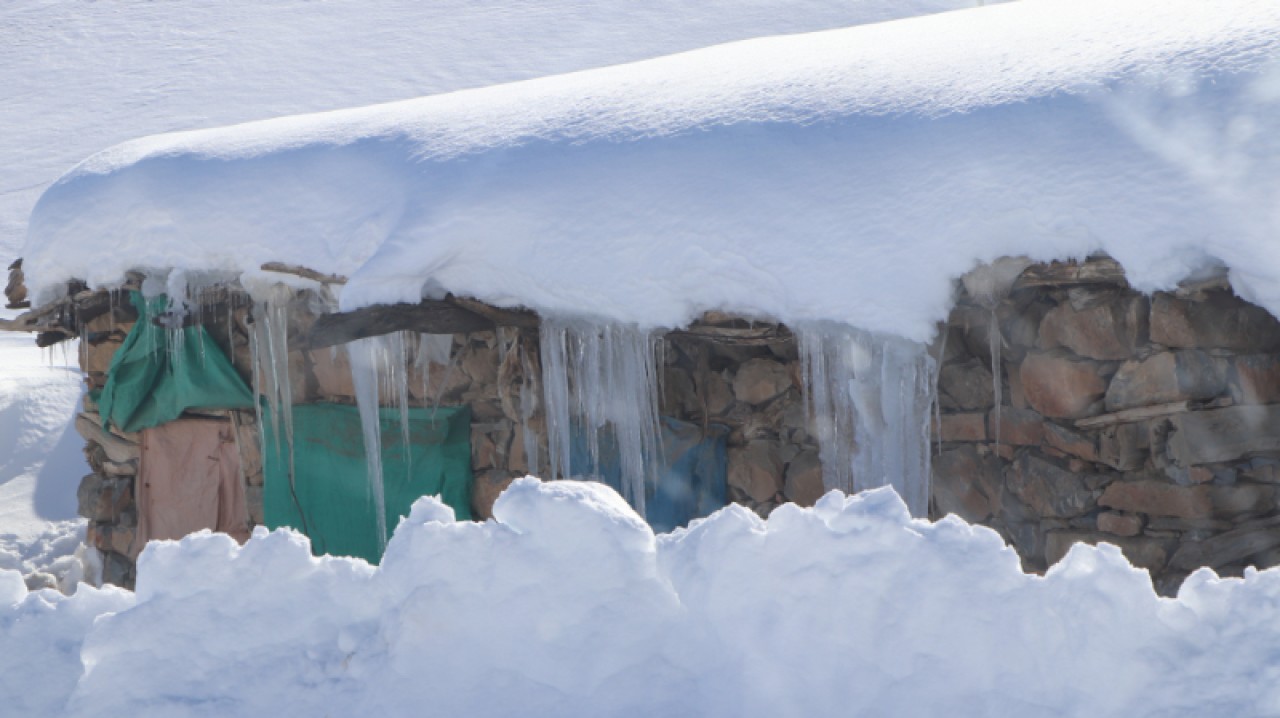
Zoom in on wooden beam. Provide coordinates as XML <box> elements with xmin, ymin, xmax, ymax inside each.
<box><xmin>303</xmin><ymin>300</ymin><xmax>495</xmax><ymax>349</ymax></box>
<box><xmin>1074</xmin><ymin>401</ymin><xmax>1191</xmax><ymax>429</ymax></box>
<box><xmin>1013</xmin><ymin>256</ymin><xmax>1127</xmax><ymax>289</ymax></box>
<box><xmin>445</xmin><ymin>295</ymin><xmax>540</xmax><ymax>330</ymax></box>
<box><xmin>259</xmin><ymin>262</ymin><xmax>348</xmax><ymax>285</ymax></box>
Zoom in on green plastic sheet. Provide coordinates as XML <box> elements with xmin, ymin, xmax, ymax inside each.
<box><xmin>263</xmin><ymin>402</ymin><xmax>473</xmax><ymax>563</ymax></box>
<box><xmin>98</xmin><ymin>292</ymin><xmax>254</xmax><ymax>432</ymax></box>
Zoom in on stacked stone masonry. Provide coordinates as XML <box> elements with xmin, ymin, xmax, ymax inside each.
<box><xmin>933</xmin><ymin>257</ymin><xmax>1280</xmax><ymax>594</ymax></box>
<box><xmin>51</xmin><ymin>256</ymin><xmax>1280</xmax><ymax>595</ymax></box>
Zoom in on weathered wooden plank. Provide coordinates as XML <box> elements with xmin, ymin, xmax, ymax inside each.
<box><xmin>446</xmin><ymin>296</ymin><xmax>539</xmax><ymax>330</ymax></box>
<box><xmin>259</xmin><ymin>262</ymin><xmax>348</xmax><ymax>285</ymax></box>
<box><xmin>1074</xmin><ymin>401</ymin><xmax>1190</xmax><ymax>429</ymax></box>
<box><xmin>1013</xmin><ymin>256</ymin><xmax>1127</xmax><ymax>289</ymax></box>
<box><xmin>304</xmin><ymin>300</ymin><xmax>494</xmax><ymax>349</ymax></box>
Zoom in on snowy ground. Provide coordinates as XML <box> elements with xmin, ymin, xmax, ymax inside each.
<box><xmin>0</xmin><ymin>308</ymin><xmax>88</xmax><ymax>591</ymax></box>
<box><xmin>7</xmin><ymin>480</ymin><xmax>1280</xmax><ymax>716</ymax></box>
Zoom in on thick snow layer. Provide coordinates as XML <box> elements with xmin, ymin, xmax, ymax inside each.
<box><xmin>6</xmin><ymin>479</ymin><xmax>1280</xmax><ymax>715</ymax></box>
<box><xmin>0</xmin><ymin>311</ymin><xmax>87</xmax><ymax>538</ymax></box>
<box><xmin>0</xmin><ymin>0</ymin><xmax>992</xmax><ymax>261</ymax></box>
<box><xmin>23</xmin><ymin>0</ymin><xmax>1280</xmax><ymax>340</ymax></box>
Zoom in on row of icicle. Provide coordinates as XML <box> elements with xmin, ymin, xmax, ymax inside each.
<box><xmin>244</xmin><ymin>291</ymin><xmax>940</xmax><ymax>549</ymax></box>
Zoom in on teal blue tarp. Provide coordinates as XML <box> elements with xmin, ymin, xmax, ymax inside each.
<box><xmin>263</xmin><ymin>402</ymin><xmax>472</xmax><ymax>563</ymax></box>
<box><xmin>99</xmin><ymin>292</ymin><xmax>253</xmax><ymax>432</ymax></box>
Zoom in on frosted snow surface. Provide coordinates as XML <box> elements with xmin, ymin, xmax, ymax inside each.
<box><xmin>0</xmin><ymin>0</ymin><xmax>994</xmax><ymax>261</ymax></box>
<box><xmin>0</xmin><ymin>312</ymin><xmax>87</xmax><ymax>539</ymax></box>
<box><xmin>23</xmin><ymin>0</ymin><xmax>1280</xmax><ymax>341</ymax></box>
<box><xmin>6</xmin><ymin>479</ymin><xmax>1280</xmax><ymax>715</ymax></box>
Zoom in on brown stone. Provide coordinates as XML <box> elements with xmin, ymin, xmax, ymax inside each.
<box><xmin>1104</xmin><ymin>351</ymin><xmax>1226</xmax><ymax>412</ymax></box>
<box><xmin>663</xmin><ymin>367</ymin><xmax>697</xmax><ymax>417</ymax></box>
<box><xmin>988</xmin><ymin>406</ymin><xmax>1044</xmax><ymax>446</ymax></box>
<box><xmin>1098</xmin><ymin>480</ymin><xmax>1211</xmax><ymax>519</ymax></box>
<box><xmin>702</xmin><ymin>370</ymin><xmax>735</xmax><ymax>416</ymax></box>
<box><xmin>1150</xmin><ymin>291</ymin><xmax>1280</xmax><ymax>351</ymax></box>
<box><xmin>102</xmin><ymin>524</ymin><xmax>139</xmax><ymax>558</ymax></box>
<box><xmin>1044</xmin><ymin>530</ymin><xmax>1168</xmax><ymax>572</ymax></box>
<box><xmin>728</xmin><ymin>441</ymin><xmax>784</xmax><ymax>503</ymax></box>
<box><xmin>460</xmin><ymin>344</ymin><xmax>498</xmax><ymax>385</ymax></box>
<box><xmin>309</xmin><ymin>346</ymin><xmax>355</xmax><ymax>399</ymax></box>
<box><xmin>933</xmin><ymin>412</ymin><xmax>987</xmax><ymax>442</ymax></box>
<box><xmin>932</xmin><ymin>445</ymin><xmax>1001</xmax><ymax>522</ymax></box>
<box><xmin>1231</xmin><ymin>355</ymin><xmax>1280</xmax><ymax>405</ymax></box>
<box><xmin>1043</xmin><ymin>422</ymin><xmax>1098</xmax><ymax>462</ymax></box>
<box><xmin>1097</xmin><ymin>511</ymin><xmax>1143</xmax><ymax>537</ymax></box>
<box><xmin>471</xmin><ymin>470</ymin><xmax>516</xmax><ymax>521</ymax></box>
<box><xmin>1019</xmin><ymin>351</ymin><xmax>1107</xmax><ymax>419</ymax></box>
<box><xmin>1096</xmin><ymin>423</ymin><xmax>1147</xmax><ymax>472</ymax></box>
<box><xmin>1006</xmin><ymin>453</ymin><xmax>1095</xmax><ymax>518</ymax></box>
<box><xmin>1167</xmin><ymin>405</ymin><xmax>1280</xmax><ymax>466</ymax></box>
<box><xmin>731</xmin><ymin>358</ymin><xmax>793</xmax><ymax>406</ymax></box>
<box><xmin>783</xmin><ymin>450</ymin><xmax>825</xmax><ymax>507</ymax></box>
<box><xmin>1039</xmin><ymin>295</ymin><xmax>1148</xmax><ymax>360</ymax></box>
<box><xmin>80</xmin><ymin>338</ymin><xmax>122</xmax><ymax>375</ymax></box>
<box><xmin>471</xmin><ymin>428</ymin><xmax>499</xmax><ymax>471</ymax></box>
<box><xmin>938</xmin><ymin>358</ymin><xmax>994</xmax><ymax>412</ymax></box>
<box><xmin>76</xmin><ymin>473</ymin><xmax>132</xmax><ymax>522</ymax></box>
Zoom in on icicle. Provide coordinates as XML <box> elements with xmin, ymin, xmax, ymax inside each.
<box><xmin>933</xmin><ymin>327</ymin><xmax>948</xmax><ymax>457</ymax></box>
<box><xmin>797</xmin><ymin>324</ymin><xmax>936</xmax><ymax>517</ymax></box>
<box><xmin>519</xmin><ymin>343</ymin><xmax>541</xmax><ymax>477</ymax></box>
<box><xmin>538</xmin><ymin>317</ymin><xmax>663</xmax><ymax>515</ymax></box>
<box><xmin>989</xmin><ymin>307</ymin><xmax>1002</xmax><ymax>448</ymax></box>
<box><xmin>250</xmin><ymin>285</ymin><xmax>297</xmax><ymax>499</ymax></box>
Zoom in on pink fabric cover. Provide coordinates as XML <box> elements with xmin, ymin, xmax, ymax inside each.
<box><xmin>135</xmin><ymin>418</ymin><xmax>250</xmax><ymax>557</ymax></box>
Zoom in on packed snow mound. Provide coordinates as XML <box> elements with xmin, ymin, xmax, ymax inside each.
<box><xmin>23</xmin><ymin>0</ymin><xmax>1280</xmax><ymax>341</ymax></box>
<box><xmin>4</xmin><ymin>479</ymin><xmax>1280</xmax><ymax>715</ymax></box>
<box><xmin>0</xmin><ymin>0</ymin><xmax>996</xmax><ymax>260</ymax></box>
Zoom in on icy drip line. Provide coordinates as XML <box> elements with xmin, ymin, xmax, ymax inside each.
<box><xmin>797</xmin><ymin>325</ymin><xmax>936</xmax><ymax>518</ymax></box>
<box><xmin>539</xmin><ymin>318</ymin><xmax>663</xmax><ymax>515</ymax></box>
<box><xmin>349</xmin><ymin>332</ymin><xmax>416</xmax><ymax>553</ymax></box>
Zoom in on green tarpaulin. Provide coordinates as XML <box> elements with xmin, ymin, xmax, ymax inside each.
<box><xmin>99</xmin><ymin>292</ymin><xmax>254</xmax><ymax>432</ymax></box>
<box><xmin>263</xmin><ymin>402</ymin><xmax>472</xmax><ymax>563</ymax></box>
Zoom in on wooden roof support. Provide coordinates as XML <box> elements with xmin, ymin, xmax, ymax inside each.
<box><xmin>303</xmin><ymin>299</ymin><xmax>497</xmax><ymax>349</ymax></box>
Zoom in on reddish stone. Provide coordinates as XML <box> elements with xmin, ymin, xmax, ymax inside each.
<box><xmin>988</xmin><ymin>407</ymin><xmax>1044</xmax><ymax>446</ymax></box>
<box><xmin>1097</xmin><ymin>511</ymin><xmax>1143</xmax><ymax>537</ymax></box>
<box><xmin>1231</xmin><ymin>355</ymin><xmax>1280</xmax><ymax>405</ymax></box>
<box><xmin>1098</xmin><ymin>480</ymin><xmax>1211</xmax><ymax>519</ymax></box>
<box><xmin>932</xmin><ymin>412</ymin><xmax>987</xmax><ymax>442</ymax></box>
<box><xmin>1150</xmin><ymin>291</ymin><xmax>1280</xmax><ymax>351</ymax></box>
<box><xmin>931</xmin><ymin>445</ymin><xmax>1001</xmax><ymax>522</ymax></box>
<box><xmin>1019</xmin><ymin>351</ymin><xmax>1107</xmax><ymax>419</ymax></box>
<box><xmin>1104</xmin><ymin>350</ymin><xmax>1226</xmax><ymax>411</ymax></box>
<box><xmin>1043</xmin><ymin>422</ymin><xmax>1098</xmax><ymax>462</ymax></box>
<box><xmin>1039</xmin><ymin>295</ymin><xmax>1148</xmax><ymax>360</ymax></box>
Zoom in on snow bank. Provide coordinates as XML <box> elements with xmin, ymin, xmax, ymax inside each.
<box><xmin>3</xmin><ymin>478</ymin><xmax>1280</xmax><ymax>715</ymax></box>
<box><xmin>0</xmin><ymin>312</ymin><xmax>88</xmax><ymax>534</ymax></box>
<box><xmin>0</xmin><ymin>0</ymin><xmax>994</xmax><ymax>260</ymax></box>
<box><xmin>24</xmin><ymin>0</ymin><xmax>1280</xmax><ymax>340</ymax></box>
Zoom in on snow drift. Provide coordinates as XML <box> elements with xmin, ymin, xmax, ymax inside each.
<box><xmin>6</xmin><ymin>479</ymin><xmax>1280</xmax><ymax>716</ymax></box>
<box><xmin>23</xmin><ymin>0</ymin><xmax>1280</xmax><ymax>342</ymax></box>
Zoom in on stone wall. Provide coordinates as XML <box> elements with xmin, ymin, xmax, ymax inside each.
<box><xmin>61</xmin><ymin>258</ymin><xmax>1280</xmax><ymax>594</ymax></box>
<box><xmin>932</xmin><ymin>257</ymin><xmax>1280</xmax><ymax>594</ymax></box>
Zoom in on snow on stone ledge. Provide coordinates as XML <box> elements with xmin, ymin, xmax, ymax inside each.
<box><xmin>7</xmin><ymin>479</ymin><xmax>1280</xmax><ymax>715</ymax></box>
<box><xmin>23</xmin><ymin>0</ymin><xmax>1280</xmax><ymax>341</ymax></box>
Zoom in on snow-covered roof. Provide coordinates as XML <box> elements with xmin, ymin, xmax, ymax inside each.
<box><xmin>0</xmin><ymin>0</ymin><xmax>994</xmax><ymax>260</ymax></box>
<box><xmin>24</xmin><ymin>0</ymin><xmax>1280</xmax><ymax>341</ymax></box>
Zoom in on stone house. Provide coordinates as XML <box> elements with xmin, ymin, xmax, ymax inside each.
<box><xmin>8</xmin><ymin>252</ymin><xmax>1280</xmax><ymax>595</ymax></box>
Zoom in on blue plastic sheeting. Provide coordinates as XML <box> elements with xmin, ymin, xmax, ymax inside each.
<box><xmin>571</xmin><ymin>416</ymin><xmax>728</xmax><ymax>532</ymax></box>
